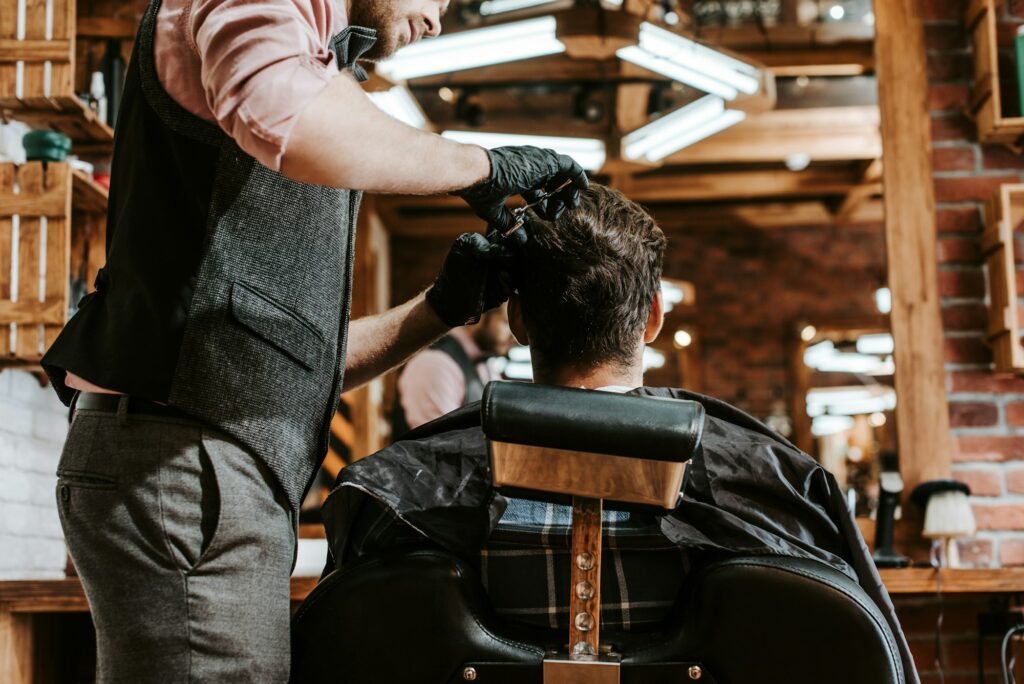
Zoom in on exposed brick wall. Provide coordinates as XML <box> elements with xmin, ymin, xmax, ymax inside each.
<box><xmin>926</xmin><ymin>0</ymin><xmax>1024</xmax><ymax>570</ymax></box>
<box><xmin>391</xmin><ymin>223</ymin><xmax>886</xmax><ymax>421</ymax></box>
<box><xmin>0</xmin><ymin>369</ymin><xmax>68</xmax><ymax>579</ymax></box>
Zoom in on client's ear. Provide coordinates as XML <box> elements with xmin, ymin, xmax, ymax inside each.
<box><xmin>508</xmin><ymin>294</ymin><xmax>530</xmax><ymax>345</ymax></box>
<box><xmin>643</xmin><ymin>290</ymin><xmax>665</xmax><ymax>344</ymax></box>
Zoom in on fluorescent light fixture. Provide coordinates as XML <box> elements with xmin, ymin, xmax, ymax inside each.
<box><xmin>807</xmin><ymin>386</ymin><xmax>897</xmax><ymax>419</ymax></box>
<box><xmin>504</xmin><ymin>362</ymin><xmax>534</xmax><ymax>380</ymax></box>
<box><xmin>376</xmin><ymin>17</ymin><xmax>565</xmax><ymax>81</ymax></box>
<box><xmin>856</xmin><ymin>333</ymin><xmax>894</xmax><ymax>356</ymax></box>
<box><xmin>660</xmin><ymin>279</ymin><xmax>686</xmax><ymax>311</ymax></box>
<box><xmin>804</xmin><ymin>339</ymin><xmax>895</xmax><ymax>375</ymax></box>
<box><xmin>643</xmin><ymin>347</ymin><xmax>666</xmax><ymax>371</ymax></box>
<box><xmin>367</xmin><ymin>86</ymin><xmax>429</xmax><ymax>129</ymax></box>
<box><xmin>480</xmin><ymin>0</ymin><xmax>555</xmax><ymax>15</ymax></box>
<box><xmin>617</xmin><ymin>23</ymin><xmax>761</xmax><ymax>101</ymax></box>
<box><xmin>442</xmin><ymin>130</ymin><xmax>606</xmax><ymax>171</ymax></box>
<box><xmin>508</xmin><ymin>345</ymin><xmax>531</xmax><ymax>363</ymax></box>
<box><xmin>622</xmin><ymin>95</ymin><xmax>745</xmax><ymax>162</ymax></box>
<box><xmin>875</xmin><ymin>287</ymin><xmax>892</xmax><ymax>314</ymax></box>
<box><xmin>811</xmin><ymin>415</ymin><xmax>855</xmax><ymax>437</ymax></box>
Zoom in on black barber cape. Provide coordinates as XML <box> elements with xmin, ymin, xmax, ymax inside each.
<box><xmin>323</xmin><ymin>387</ymin><xmax>917</xmax><ymax>683</ymax></box>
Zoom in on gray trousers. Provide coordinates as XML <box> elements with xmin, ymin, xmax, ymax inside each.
<box><xmin>56</xmin><ymin>402</ymin><xmax>295</xmax><ymax>682</ymax></box>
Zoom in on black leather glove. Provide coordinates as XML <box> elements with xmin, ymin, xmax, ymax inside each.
<box><xmin>457</xmin><ymin>146</ymin><xmax>589</xmax><ymax>233</ymax></box>
<box><xmin>426</xmin><ymin>233</ymin><xmax>518</xmax><ymax>328</ymax></box>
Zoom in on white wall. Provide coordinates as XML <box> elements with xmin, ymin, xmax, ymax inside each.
<box><xmin>0</xmin><ymin>369</ymin><xmax>69</xmax><ymax>579</ymax></box>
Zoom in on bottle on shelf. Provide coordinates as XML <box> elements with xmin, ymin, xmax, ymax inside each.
<box><xmin>90</xmin><ymin>72</ymin><xmax>108</xmax><ymax>124</ymax></box>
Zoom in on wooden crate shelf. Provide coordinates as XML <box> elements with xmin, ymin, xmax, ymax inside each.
<box><xmin>0</xmin><ymin>161</ymin><xmax>105</xmax><ymax>368</ymax></box>
<box><xmin>966</xmin><ymin>0</ymin><xmax>1024</xmax><ymax>151</ymax></box>
<box><xmin>0</xmin><ymin>0</ymin><xmax>115</xmax><ymax>148</ymax></box>
<box><xmin>981</xmin><ymin>184</ymin><xmax>1024</xmax><ymax>372</ymax></box>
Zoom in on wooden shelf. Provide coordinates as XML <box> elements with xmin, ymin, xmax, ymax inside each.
<box><xmin>879</xmin><ymin>567</ymin><xmax>1024</xmax><ymax>594</ymax></box>
<box><xmin>981</xmin><ymin>184</ymin><xmax>1024</xmax><ymax>372</ymax></box>
<box><xmin>71</xmin><ymin>167</ymin><xmax>108</xmax><ymax>213</ymax></box>
<box><xmin>4</xmin><ymin>95</ymin><xmax>114</xmax><ymax>148</ymax></box>
<box><xmin>966</xmin><ymin>0</ymin><xmax>1024</xmax><ymax>151</ymax></box>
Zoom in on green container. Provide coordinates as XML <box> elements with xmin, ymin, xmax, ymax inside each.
<box><xmin>22</xmin><ymin>129</ymin><xmax>72</xmax><ymax>162</ymax></box>
<box><xmin>1017</xmin><ymin>25</ymin><xmax>1024</xmax><ymax>117</ymax></box>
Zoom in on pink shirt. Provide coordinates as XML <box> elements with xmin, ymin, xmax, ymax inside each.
<box><xmin>154</xmin><ymin>0</ymin><xmax>349</xmax><ymax>171</ymax></box>
<box><xmin>397</xmin><ymin>328</ymin><xmax>498</xmax><ymax>430</ymax></box>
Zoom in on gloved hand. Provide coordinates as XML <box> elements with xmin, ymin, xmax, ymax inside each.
<box><xmin>456</xmin><ymin>146</ymin><xmax>589</xmax><ymax>233</ymax></box>
<box><xmin>426</xmin><ymin>232</ymin><xmax>518</xmax><ymax>328</ymax></box>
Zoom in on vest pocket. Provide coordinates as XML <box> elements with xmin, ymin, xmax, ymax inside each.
<box><xmin>228</xmin><ymin>281</ymin><xmax>325</xmax><ymax>371</ymax></box>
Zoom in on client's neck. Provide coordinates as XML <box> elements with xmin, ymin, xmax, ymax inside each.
<box><xmin>532</xmin><ymin>363</ymin><xmax>643</xmax><ymax>391</ymax></box>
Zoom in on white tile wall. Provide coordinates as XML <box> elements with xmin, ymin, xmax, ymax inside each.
<box><xmin>0</xmin><ymin>369</ymin><xmax>68</xmax><ymax>579</ymax></box>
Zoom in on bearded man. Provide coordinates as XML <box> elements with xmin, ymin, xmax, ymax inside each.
<box><xmin>40</xmin><ymin>0</ymin><xmax>586</xmax><ymax>679</ymax></box>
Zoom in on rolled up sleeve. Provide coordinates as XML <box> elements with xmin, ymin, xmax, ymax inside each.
<box><xmin>190</xmin><ymin>0</ymin><xmax>341</xmax><ymax>170</ymax></box>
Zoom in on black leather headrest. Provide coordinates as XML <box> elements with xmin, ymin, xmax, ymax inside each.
<box><xmin>481</xmin><ymin>381</ymin><xmax>705</xmax><ymax>463</ymax></box>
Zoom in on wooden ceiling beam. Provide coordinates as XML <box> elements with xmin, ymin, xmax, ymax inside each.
<box><xmin>620</xmin><ymin>166</ymin><xmax>860</xmax><ymax>202</ymax></box>
<box><xmin>665</xmin><ymin>105</ymin><xmax>881</xmax><ymax>164</ymax></box>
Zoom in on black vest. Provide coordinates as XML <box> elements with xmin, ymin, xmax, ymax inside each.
<box><xmin>391</xmin><ymin>335</ymin><xmax>486</xmax><ymax>440</ymax></box>
<box><xmin>42</xmin><ymin>0</ymin><xmax>376</xmax><ymax>512</ymax></box>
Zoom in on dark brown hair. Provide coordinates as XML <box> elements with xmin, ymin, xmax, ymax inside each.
<box><xmin>516</xmin><ymin>184</ymin><xmax>666</xmax><ymax>373</ymax></box>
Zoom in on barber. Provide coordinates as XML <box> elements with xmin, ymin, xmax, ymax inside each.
<box><xmin>39</xmin><ymin>0</ymin><xmax>586</xmax><ymax>679</ymax></box>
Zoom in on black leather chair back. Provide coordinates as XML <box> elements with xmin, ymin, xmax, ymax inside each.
<box><xmin>291</xmin><ymin>549</ymin><xmax>904</xmax><ymax>683</ymax></box>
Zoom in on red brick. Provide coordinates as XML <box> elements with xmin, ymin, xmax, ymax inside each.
<box><xmin>996</xmin><ymin>20</ymin><xmax>1024</xmax><ymax>45</ymax></box>
<box><xmin>944</xmin><ymin>337</ymin><xmax>992</xmax><ymax>364</ymax></box>
<box><xmin>941</xmin><ymin>302</ymin><xmax>988</xmax><ymax>330</ymax></box>
<box><xmin>956</xmin><ymin>538</ymin><xmax>995</xmax><ymax>566</ymax></box>
<box><xmin>934</xmin><ymin>175</ymin><xmax>1020</xmax><ymax>202</ymax></box>
<box><xmin>952</xmin><ymin>467</ymin><xmax>1002</xmax><ymax>495</ymax></box>
<box><xmin>924</xmin><ymin>24</ymin><xmax>967</xmax><ymax>50</ymax></box>
<box><xmin>927</xmin><ymin>53</ymin><xmax>972</xmax><ymax>82</ymax></box>
<box><xmin>982</xmin><ymin>144</ymin><xmax>1024</xmax><ymax>170</ymax></box>
<box><xmin>935</xmin><ymin>206</ymin><xmax>981</xmax><ymax>233</ymax></box>
<box><xmin>1007</xmin><ymin>467</ymin><xmax>1024</xmax><ymax>492</ymax></box>
<box><xmin>931</xmin><ymin>114</ymin><xmax>975</xmax><ymax>142</ymax></box>
<box><xmin>954</xmin><ymin>435</ymin><xmax>1024</xmax><ymax>461</ymax></box>
<box><xmin>928</xmin><ymin>83</ymin><xmax>970</xmax><ymax>112</ymax></box>
<box><xmin>938</xmin><ymin>269</ymin><xmax>985</xmax><ymax>297</ymax></box>
<box><xmin>937</xmin><ymin>236</ymin><xmax>981</xmax><ymax>263</ymax></box>
<box><xmin>949</xmin><ymin>401</ymin><xmax>1000</xmax><ymax>427</ymax></box>
<box><xmin>951</xmin><ymin>370</ymin><xmax>1024</xmax><ymax>393</ymax></box>
<box><xmin>921</xmin><ymin>0</ymin><xmax>966</xmax><ymax>20</ymax></box>
<box><xmin>933</xmin><ymin>146</ymin><xmax>975</xmax><ymax>172</ymax></box>
<box><xmin>975</xmin><ymin>504</ymin><xmax>1024</xmax><ymax>530</ymax></box>
<box><xmin>1002</xmin><ymin>537</ymin><xmax>1024</xmax><ymax>564</ymax></box>
<box><xmin>1008</xmin><ymin>402</ymin><xmax>1024</xmax><ymax>426</ymax></box>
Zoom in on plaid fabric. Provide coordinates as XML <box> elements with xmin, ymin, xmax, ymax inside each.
<box><xmin>480</xmin><ymin>498</ymin><xmax>688</xmax><ymax>632</ymax></box>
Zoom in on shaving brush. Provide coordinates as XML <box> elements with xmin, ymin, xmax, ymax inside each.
<box><xmin>911</xmin><ymin>480</ymin><xmax>976</xmax><ymax>568</ymax></box>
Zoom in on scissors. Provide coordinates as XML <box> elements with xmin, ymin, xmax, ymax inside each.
<box><xmin>502</xmin><ymin>178</ymin><xmax>575</xmax><ymax>239</ymax></box>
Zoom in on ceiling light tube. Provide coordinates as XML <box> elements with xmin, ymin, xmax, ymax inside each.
<box><xmin>617</xmin><ymin>23</ymin><xmax>761</xmax><ymax>101</ymax></box>
<box><xmin>441</xmin><ymin>130</ymin><xmax>607</xmax><ymax>171</ymax></box>
<box><xmin>376</xmin><ymin>17</ymin><xmax>565</xmax><ymax>81</ymax></box>
<box><xmin>367</xmin><ymin>86</ymin><xmax>429</xmax><ymax>129</ymax></box>
<box><xmin>621</xmin><ymin>95</ymin><xmax>745</xmax><ymax>162</ymax></box>
<box><xmin>479</xmin><ymin>0</ymin><xmax>556</xmax><ymax>15</ymax></box>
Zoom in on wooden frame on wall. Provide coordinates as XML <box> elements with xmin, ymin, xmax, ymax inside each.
<box><xmin>874</xmin><ymin>0</ymin><xmax>953</xmax><ymax>494</ymax></box>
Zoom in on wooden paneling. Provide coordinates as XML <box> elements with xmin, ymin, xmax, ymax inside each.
<box><xmin>981</xmin><ymin>185</ymin><xmax>1024</xmax><ymax>371</ymax></box>
<box><xmin>875</xmin><ymin>0</ymin><xmax>952</xmax><ymax>491</ymax></box>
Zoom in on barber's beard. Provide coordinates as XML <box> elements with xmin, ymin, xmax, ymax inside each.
<box><xmin>349</xmin><ymin>0</ymin><xmax>405</xmax><ymax>60</ymax></box>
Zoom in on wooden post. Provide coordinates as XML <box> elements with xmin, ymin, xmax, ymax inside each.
<box><xmin>569</xmin><ymin>496</ymin><xmax>602</xmax><ymax>658</ymax></box>
<box><xmin>874</xmin><ymin>0</ymin><xmax>952</xmax><ymax>491</ymax></box>
<box><xmin>0</xmin><ymin>611</ymin><xmax>32</xmax><ymax>684</ymax></box>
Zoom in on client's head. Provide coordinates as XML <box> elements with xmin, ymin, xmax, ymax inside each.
<box><xmin>509</xmin><ymin>184</ymin><xmax>667</xmax><ymax>389</ymax></box>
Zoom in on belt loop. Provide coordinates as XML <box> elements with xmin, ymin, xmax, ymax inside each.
<box><xmin>68</xmin><ymin>391</ymin><xmax>80</xmax><ymax>425</ymax></box>
<box><xmin>117</xmin><ymin>395</ymin><xmax>130</xmax><ymax>427</ymax></box>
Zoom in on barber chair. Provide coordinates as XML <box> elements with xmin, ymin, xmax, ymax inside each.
<box><xmin>292</xmin><ymin>383</ymin><xmax>905</xmax><ymax>683</ymax></box>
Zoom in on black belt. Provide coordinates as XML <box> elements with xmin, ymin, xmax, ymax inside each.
<box><xmin>73</xmin><ymin>392</ymin><xmax>195</xmax><ymax>422</ymax></box>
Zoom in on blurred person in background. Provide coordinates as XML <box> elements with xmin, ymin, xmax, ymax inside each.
<box><xmin>392</xmin><ymin>305</ymin><xmax>515</xmax><ymax>438</ymax></box>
